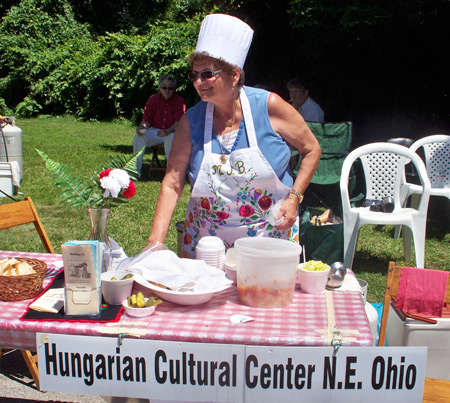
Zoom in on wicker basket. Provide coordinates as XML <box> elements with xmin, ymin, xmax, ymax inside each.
<box><xmin>0</xmin><ymin>257</ymin><xmax>48</xmax><ymax>301</ymax></box>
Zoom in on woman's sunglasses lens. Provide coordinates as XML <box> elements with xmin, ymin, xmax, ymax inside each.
<box><xmin>188</xmin><ymin>71</ymin><xmax>216</xmax><ymax>81</ymax></box>
<box><xmin>202</xmin><ymin>71</ymin><xmax>214</xmax><ymax>79</ymax></box>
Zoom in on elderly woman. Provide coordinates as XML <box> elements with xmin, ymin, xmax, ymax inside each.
<box><xmin>147</xmin><ymin>14</ymin><xmax>320</xmax><ymax>258</ymax></box>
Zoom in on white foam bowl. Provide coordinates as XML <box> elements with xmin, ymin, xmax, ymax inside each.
<box><xmin>297</xmin><ymin>264</ymin><xmax>331</xmax><ymax>294</ymax></box>
<box><xmin>101</xmin><ymin>271</ymin><xmax>134</xmax><ymax>305</ymax></box>
<box><xmin>122</xmin><ymin>298</ymin><xmax>157</xmax><ymax>318</ymax></box>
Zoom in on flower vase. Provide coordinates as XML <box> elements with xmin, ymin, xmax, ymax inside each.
<box><xmin>88</xmin><ymin>208</ymin><xmax>113</xmax><ymax>272</ymax></box>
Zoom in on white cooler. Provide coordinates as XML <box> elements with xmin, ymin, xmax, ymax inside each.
<box><xmin>386</xmin><ymin>304</ymin><xmax>450</xmax><ymax>380</ymax></box>
<box><xmin>0</xmin><ymin>162</ymin><xmax>13</xmax><ymax>197</ymax></box>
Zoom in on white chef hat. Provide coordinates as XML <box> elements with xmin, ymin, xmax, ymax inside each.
<box><xmin>195</xmin><ymin>14</ymin><xmax>254</xmax><ymax>69</ymax></box>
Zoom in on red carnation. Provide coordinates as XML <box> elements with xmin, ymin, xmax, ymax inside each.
<box><xmin>122</xmin><ymin>180</ymin><xmax>136</xmax><ymax>199</ymax></box>
<box><xmin>99</xmin><ymin>169</ymin><xmax>112</xmax><ymax>179</ymax></box>
<box><xmin>258</xmin><ymin>195</ymin><xmax>272</xmax><ymax>210</ymax></box>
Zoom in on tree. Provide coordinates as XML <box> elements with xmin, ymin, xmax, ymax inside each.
<box><xmin>0</xmin><ymin>0</ymin><xmax>203</xmax><ymax>119</ymax></box>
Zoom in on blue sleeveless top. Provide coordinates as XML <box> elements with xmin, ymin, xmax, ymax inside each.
<box><xmin>187</xmin><ymin>86</ymin><xmax>293</xmax><ymax>187</ymax></box>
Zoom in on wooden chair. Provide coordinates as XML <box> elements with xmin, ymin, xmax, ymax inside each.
<box><xmin>0</xmin><ymin>196</ymin><xmax>55</xmax><ymax>390</ymax></box>
<box><xmin>378</xmin><ymin>261</ymin><xmax>450</xmax><ymax>347</ymax></box>
<box><xmin>147</xmin><ymin>144</ymin><xmax>167</xmax><ymax>177</ymax></box>
<box><xmin>423</xmin><ymin>377</ymin><xmax>450</xmax><ymax>402</ymax></box>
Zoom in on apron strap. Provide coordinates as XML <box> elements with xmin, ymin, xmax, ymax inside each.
<box><xmin>239</xmin><ymin>88</ymin><xmax>258</xmax><ymax>148</ymax></box>
<box><xmin>203</xmin><ymin>88</ymin><xmax>258</xmax><ymax>155</ymax></box>
<box><xmin>204</xmin><ymin>102</ymin><xmax>214</xmax><ymax>155</ymax></box>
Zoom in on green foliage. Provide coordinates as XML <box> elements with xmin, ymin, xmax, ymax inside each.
<box><xmin>0</xmin><ymin>98</ymin><xmax>13</xmax><ymax>115</ymax></box>
<box><xmin>106</xmin><ymin>148</ymin><xmax>145</xmax><ymax>179</ymax></box>
<box><xmin>36</xmin><ymin>147</ymin><xmax>144</xmax><ymax>208</ymax></box>
<box><xmin>0</xmin><ymin>0</ymin><xmax>202</xmax><ymax>120</ymax></box>
<box><xmin>287</xmin><ymin>0</ymin><xmax>449</xmax><ymax>29</ymax></box>
<box><xmin>36</xmin><ymin>149</ymin><xmax>102</xmax><ymax>208</ymax></box>
<box><xmin>1</xmin><ymin>0</ymin><xmax>450</xmax><ymax>136</ymax></box>
<box><xmin>0</xmin><ymin>0</ymin><xmax>94</xmax><ymax>114</ymax></box>
<box><xmin>15</xmin><ymin>97</ymin><xmax>42</xmax><ymax>117</ymax></box>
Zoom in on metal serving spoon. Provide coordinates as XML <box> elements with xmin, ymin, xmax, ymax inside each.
<box><xmin>326</xmin><ymin>262</ymin><xmax>347</xmax><ymax>289</ymax></box>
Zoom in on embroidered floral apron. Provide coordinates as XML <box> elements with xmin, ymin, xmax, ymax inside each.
<box><xmin>182</xmin><ymin>89</ymin><xmax>299</xmax><ymax>258</ymax></box>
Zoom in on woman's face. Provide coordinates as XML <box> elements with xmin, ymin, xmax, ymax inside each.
<box><xmin>191</xmin><ymin>59</ymin><xmax>236</xmax><ymax>102</ymax></box>
<box><xmin>159</xmin><ymin>79</ymin><xmax>175</xmax><ymax>100</ymax></box>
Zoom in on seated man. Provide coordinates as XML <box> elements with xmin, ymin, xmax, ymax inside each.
<box><xmin>287</xmin><ymin>77</ymin><xmax>324</xmax><ymax>123</ymax></box>
<box><xmin>133</xmin><ymin>75</ymin><xmax>186</xmax><ymax>176</ymax></box>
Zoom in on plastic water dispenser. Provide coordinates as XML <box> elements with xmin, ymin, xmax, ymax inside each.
<box><xmin>0</xmin><ymin>116</ymin><xmax>23</xmax><ymax>179</ymax></box>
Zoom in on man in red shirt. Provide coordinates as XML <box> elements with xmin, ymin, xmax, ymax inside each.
<box><xmin>133</xmin><ymin>75</ymin><xmax>186</xmax><ymax>176</ymax></box>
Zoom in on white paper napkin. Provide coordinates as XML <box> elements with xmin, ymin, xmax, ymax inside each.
<box><xmin>120</xmin><ymin>249</ymin><xmax>232</xmax><ymax>293</ymax></box>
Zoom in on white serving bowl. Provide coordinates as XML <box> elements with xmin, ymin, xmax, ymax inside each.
<box><xmin>101</xmin><ymin>271</ymin><xmax>134</xmax><ymax>305</ymax></box>
<box><xmin>223</xmin><ymin>263</ymin><xmax>237</xmax><ymax>284</ymax></box>
<box><xmin>132</xmin><ymin>275</ymin><xmax>232</xmax><ymax>305</ymax></box>
<box><xmin>122</xmin><ymin>298</ymin><xmax>157</xmax><ymax>318</ymax></box>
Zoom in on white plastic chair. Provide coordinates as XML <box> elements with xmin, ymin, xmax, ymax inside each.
<box><xmin>340</xmin><ymin>143</ymin><xmax>431</xmax><ymax>270</ymax></box>
<box><xmin>394</xmin><ymin>135</ymin><xmax>450</xmax><ymax>239</ymax></box>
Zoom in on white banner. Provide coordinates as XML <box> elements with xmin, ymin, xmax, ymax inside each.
<box><xmin>37</xmin><ymin>333</ymin><xmax>427</xmax><ymax>402</ymax></box>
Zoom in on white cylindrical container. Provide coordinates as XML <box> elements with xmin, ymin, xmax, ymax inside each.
<box><xmin>0</xmin><ymin>118</ymin><xmax>23</xmax><ymax>179</ymax></box>
<box><xmin>235</xmin><ymin>237</ymin><xmax>301</xmax><ymax>308</ymax></box>
<box><xmin>195</xmin><ymin>236</ymin><xmax>225</xmax><ymax>270</ymax></box>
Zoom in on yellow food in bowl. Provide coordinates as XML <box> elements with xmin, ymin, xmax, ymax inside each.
<box><xmin>301</xmin><ymin>260</ymin><xmax>330</xmax><ymax>272</ymax></box>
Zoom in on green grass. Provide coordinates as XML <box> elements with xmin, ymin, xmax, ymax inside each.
<box><xmin>1</xmin><ymin>116</ymin><xmax>449</xmax><ymax>304</ymax></box>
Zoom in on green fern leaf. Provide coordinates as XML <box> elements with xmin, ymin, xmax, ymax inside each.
<box><xmin>102</xmin><ymin>147</ymin><xmax>145</xmax><ymax>179</ymax></box>
<box><xmin>36</xmin><ymin>149</ymin><xmax>99</xmax><ymax>208</ymax></box>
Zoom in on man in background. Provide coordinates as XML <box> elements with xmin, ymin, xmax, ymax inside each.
<box><xmin>287</xmin><ymin>78</ymin><xmax>324</xmax><ymax>123</ymax></box>
<box><xmin>133</xmin><ymin>75</ymin><xmax>186</xmax><ymax>177</ymax></box>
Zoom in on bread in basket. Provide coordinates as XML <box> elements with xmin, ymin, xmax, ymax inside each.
<box><xmin>0</xmin><ymin>257</ymin><xmax>48</xmax><ymax>301</ymax></box>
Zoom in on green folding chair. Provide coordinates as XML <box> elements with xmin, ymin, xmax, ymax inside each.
<box><xmin>291</xmin><ymin>121</ymin><xmax>353</xmax><ymax>212</ymax></box>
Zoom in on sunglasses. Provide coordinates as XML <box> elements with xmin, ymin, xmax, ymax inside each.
<box><xmin>161</xmin><ymin>86</ymin><xmax>174</xmax><ymax>90</ymax></box>
<box><xmin>188</xmin><ymin>70</ymin><xmax>222</xmax><ymax>81</ymax></box>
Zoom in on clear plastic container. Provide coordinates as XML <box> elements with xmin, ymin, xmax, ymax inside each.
<box><xmin>235</xmin><ymin>237</ymin><xmax>301</xmax><ymax>308</ymax></box>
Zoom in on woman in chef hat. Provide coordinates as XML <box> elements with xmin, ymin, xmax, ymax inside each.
<box><xmin>147</xmin><ymin>14</ymin><xmax>321</xmax><ymax>258</ymax></box>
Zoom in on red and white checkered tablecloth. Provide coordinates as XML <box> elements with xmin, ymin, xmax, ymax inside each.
<box><xmin>0</xmin><ymin>251</ymin><xmax>373</xmax><ymax>351</ymax></box>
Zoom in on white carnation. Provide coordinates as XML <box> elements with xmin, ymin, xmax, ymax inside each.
<box><xmin>100</xmin><ymin>176</ymin><xmax>121</xmax><ymax>198</ymax></box>
<box><xmin>109</xmin><ymin>169</ymin><xmax>130</xmax><ymax>188</ymax></box>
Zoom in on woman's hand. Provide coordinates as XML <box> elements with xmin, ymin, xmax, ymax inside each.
<box><xmin>276</xmin><ymin>198</ymin><xmax>299</xmax><ymax>230</ymax></box>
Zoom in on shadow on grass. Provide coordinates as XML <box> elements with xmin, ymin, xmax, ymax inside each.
<box><xmin>353</xmin><ymin>250</ymin><xmax>402</xmax><ymax>275</ymax></box>
<box><xmin>100</xmin><ymin>144</ymin><xmax>134</xmax><ymax>154</ymax></box>
<box><xmin>369</xmin><ymin>197</ymin><xmax>449</xmax><ymax>242</ymax></box>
